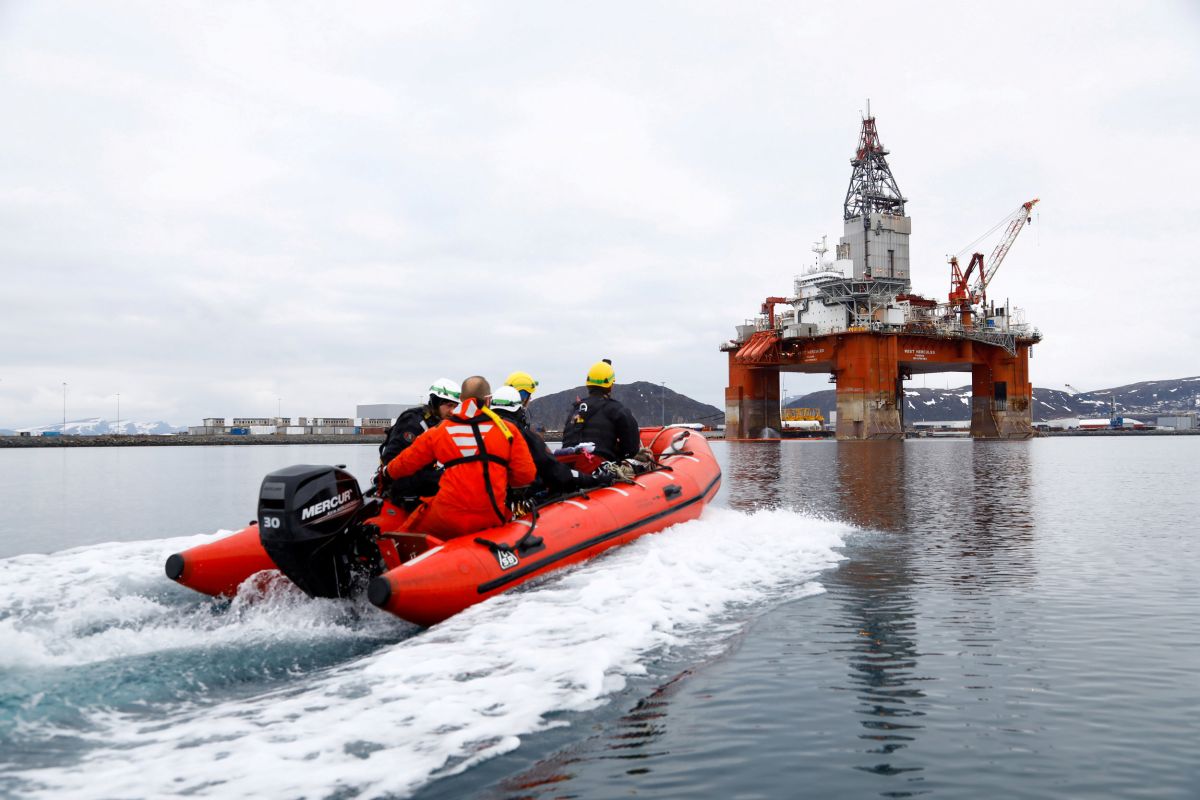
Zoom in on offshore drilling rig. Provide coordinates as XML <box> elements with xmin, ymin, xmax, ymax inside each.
<box><xmin>722</xmin><ymin>112</ymin><xmax>1042</xmax><ymax>440</ymax></box>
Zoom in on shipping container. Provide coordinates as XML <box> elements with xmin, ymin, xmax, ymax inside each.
<box><xmin>230</xmin><ymin>427</ymin><xmax>250</xmax><ymax>435</ymax></box>
<box><xmin>311</xmin><ymin>418</ymin><xmax>353</xmax><ymax>427</ymax></box>
<box><xmin>356</xmin><ymin>404</ymin><xmax>413</xmax><ymax>420</ymax></box>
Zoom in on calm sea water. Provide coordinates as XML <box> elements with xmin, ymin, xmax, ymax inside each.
<box><xmin>0</xmin><ymin>439</ymin><xmax>1196</xmax><ymax>798</ymax></box>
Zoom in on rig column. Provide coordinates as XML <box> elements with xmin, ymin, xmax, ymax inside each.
<box><xmin>725</xmin><ymin>355</ymin><xmax>781</xmax><ymax>438</ymax></box>
<box><xmin>970</xmin><ymin>344</ymin><xmax>1035</xmax><ymax>439</ymax></box>
<box><xmin>834</xmin><ymin>332</ymin><xmax>904</xmax><ymax>440</ymax></box>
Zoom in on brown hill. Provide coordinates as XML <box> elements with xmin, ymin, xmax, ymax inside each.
<box><xmin>527</xmin><ymin>381</ymin><xmax>723</xmax><ymax>433</ymax></box>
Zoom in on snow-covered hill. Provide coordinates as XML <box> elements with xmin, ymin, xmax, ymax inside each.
<box><xmin>14</xmin><ymin>418</ymin><xmax>185</xmax><ymax>436</ymax></box>
<box><xmin>785</xmin><ymin>376</ymin><xmax>1200</xmax><ymax>423</ymax></box>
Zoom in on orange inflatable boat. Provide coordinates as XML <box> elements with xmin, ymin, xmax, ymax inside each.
<box><xmin>166</xmin><ymin>428</ymin><xmax>721</xmax><ymax>626</ymax></box>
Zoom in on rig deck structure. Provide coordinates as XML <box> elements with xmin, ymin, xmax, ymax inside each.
<box><xmin>723</xmin><ymin>111</ymin><xmax>1042</xmax><ymax>440</ymax></box>
<box><xmin>725</xmin><ymin>328</ymin><xmax>1037</xmax><ymax>439</ymax></box>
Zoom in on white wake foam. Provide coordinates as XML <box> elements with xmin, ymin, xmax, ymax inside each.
<box><xmin>0</xmin><ymin>532</ymin><xmax>393</xmax><ymax>670</ymax></box>
<box><xmin>6</xmin><ymin>507</ymin><xmax>850</xmax><ymax>798</ymax></box>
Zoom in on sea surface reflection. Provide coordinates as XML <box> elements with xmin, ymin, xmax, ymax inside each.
<box><xmin>431</xmin><ymin>437</ymin><xmax>1199</xmax><ymax>800</ymax></box>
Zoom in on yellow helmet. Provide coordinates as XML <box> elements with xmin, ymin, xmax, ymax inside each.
<box><xmin>505</xmin><ymin>371</ymin><xmax>539</xmax><ymax>396</ymax></box>
<box><xmin>586</xmin><ymin>359</ymin><xmax>615</xmax><ymax>389</ymax></box>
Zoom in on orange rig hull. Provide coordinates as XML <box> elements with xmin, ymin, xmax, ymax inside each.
<box><xmin>166</xmin><ymin>428</ymin><xmax>721</xmax><ymax>626</ymax></box>
<box><xmin>726</xmin><ymin>329</ymin><xmax>1037</xmax><ymax>440</ymax></box>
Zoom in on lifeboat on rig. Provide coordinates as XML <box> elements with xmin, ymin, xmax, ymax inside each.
<box><xmin>165</xmin><ymin>427</ymin><xmax>721</xmax><ymax>626</ymax></box>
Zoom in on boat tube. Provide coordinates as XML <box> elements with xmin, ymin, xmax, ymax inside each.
<box><xmin>165</xmin><ymin>427</ymin><xmax>721</xmax><ymax>626</ymax></box>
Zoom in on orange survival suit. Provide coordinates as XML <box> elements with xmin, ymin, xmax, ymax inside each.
<box><xmin>386</xmin><ymin>398</ymin><xmax>537</xmax><ymax>539</ymax></box>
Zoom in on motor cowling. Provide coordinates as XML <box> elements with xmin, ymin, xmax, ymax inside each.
<box><xmin>257</xmin><ymin>465</ymin><xmax>381</xmax><ymax>598</ymax></box>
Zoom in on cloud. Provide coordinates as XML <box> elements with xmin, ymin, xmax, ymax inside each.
<box><xmin>490</xmin><ymin>80</ymin><xmax>734</xmax><ymax>233</ymax></box>
<box><xmin>1</xmin><ymin>1</ymin><xmax>1198</xmax><ymax>426</ymax></box>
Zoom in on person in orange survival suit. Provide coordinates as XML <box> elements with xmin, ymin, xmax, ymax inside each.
<box><xmin>385</xmin><ymin>375</ymin><xmax>537</xmax><ymax>539</ymax></box>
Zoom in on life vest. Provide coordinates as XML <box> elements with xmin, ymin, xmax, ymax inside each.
<box><xmin>438</xmin><ymin>405</ymin><xmax>516</xmax><ymax>524</ymax></box>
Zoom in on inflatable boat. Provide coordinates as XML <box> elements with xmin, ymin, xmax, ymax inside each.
<box><xmin>165</xmin><ymin>427</ymin><xmax>721</xmax><ymax>626</ymax></box>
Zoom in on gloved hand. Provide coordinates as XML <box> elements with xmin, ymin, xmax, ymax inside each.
<box><xmin>507</xmin><ymin>485</ymin><xmax>535</xmax><ymax>517</ymax></box>
<box><xmin>598</xmin><ymin>460</ymin><xmax>636</xmax><ymax>481</ymax></box>
<box><xmin>575</xmin><ymin>470</ymin><xmax>614</xmax><ymax>490</ymax></box>
<box><xmin>633</xmin><ymin>446</ymin><xmax>655</xmax><ymax>465</ymax></box>
<box><xmin>374</xmin><ymin>466</ymin><xmax>392</xmax><ymax>494</ymax></box>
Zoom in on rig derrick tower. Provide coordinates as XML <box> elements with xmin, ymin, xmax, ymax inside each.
<box><xmin>843</xmin><ymin>111</ymin><xmax>907</xmax><ymax>282</ymax></box>
<box><xmin>840</xmin><ymin>107</ymin><xmax>910</xmax><ymax>287</ymax></box>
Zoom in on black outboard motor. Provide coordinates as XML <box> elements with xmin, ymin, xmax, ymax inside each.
<box><xmin>257</xmin><ymin>465</ymin><xmax>383</xmax><ymax>598</ymax></box>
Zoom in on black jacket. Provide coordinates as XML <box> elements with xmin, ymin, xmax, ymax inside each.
<box><xmin>496</xmin><ymin>409</ymin><xmax>576</xmax><ymax>493</ymax></box>
<box><xmin>379</xmin><ymin>405</ymin><xmax>442</xmax><ymax>501</ymax></box>
<box><xmin>562</xmin><ymin>390</ymin><xmax>640</xmax><ymax>461</ymax></box>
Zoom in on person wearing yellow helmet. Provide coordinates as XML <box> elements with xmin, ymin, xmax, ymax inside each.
<box><xmin>562</xmin><ymin>359</ymin><xmax>640</xmax><ymax>461</ymax></box>
<box><xmin>585</xmin><ymin>360</ymin><xmax>615</xmax><ymax>389</ymax></box>
<box><xmin>504</xmin><ymin>371</ymin><xmax>539</xmax><ymax>404</ymax></box>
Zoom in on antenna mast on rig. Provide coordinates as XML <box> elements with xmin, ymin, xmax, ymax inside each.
<box><xmin>811</xmin><ymin>235</ymin><xmax>828</xmax><ymax>270</ymax></box>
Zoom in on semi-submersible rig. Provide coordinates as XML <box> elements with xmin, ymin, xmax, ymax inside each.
<box><xmin>722</xmin><ymin>113</ymin><xmax>1042</xmax><ymax>440</ymax></box>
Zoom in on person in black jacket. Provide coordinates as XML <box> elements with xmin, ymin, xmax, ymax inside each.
<box><xmin>561</xmin><ymin>359</ymin><xmax>640</xmax><ymax>461</ymax></box>
<box><xmin>377</xmin><ymin>377</ymin><xmax>460</xmax><ymax>507</ymax></box>
<box><xmin>491</xmin><ymin>386</ymin><xmax>612</xmax><ymax>496</ymax></box>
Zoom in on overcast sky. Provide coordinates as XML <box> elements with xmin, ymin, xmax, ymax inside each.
<box><xmin>1</xmin><ymin>1</ymin><xmax>1197</xmax><ymax>427</ymax></box>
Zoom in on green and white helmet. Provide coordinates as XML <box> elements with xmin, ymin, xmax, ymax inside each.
<box><xmin>428</xmin><ymin>378</ymin><xmax>461</xmax><ymax>404</ymax></box>
<box><xmin>490</xmin><ymin>385</ymin><xmax>523</xmax><ymax>415</ymax></box>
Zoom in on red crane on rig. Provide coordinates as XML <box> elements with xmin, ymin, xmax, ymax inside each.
<box><xmin>948</xmin><ymin>198</ymin><xmax>1039</xmax><ymax>326</ymax></box>
<box><xmin>761</xmin><ymin>296</ymin><xmax>790</xmax><ymax>328</ymax></box>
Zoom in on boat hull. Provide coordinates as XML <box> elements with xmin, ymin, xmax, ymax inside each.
<box><xmin>368</xmin><ymin>428</ymin><xmax>721</xmax><ymax>626</ymax></box>
<box><xmin>164</xmin><ymin>525</ymin><xmax>277</xmax><ymax>597</ymax></box>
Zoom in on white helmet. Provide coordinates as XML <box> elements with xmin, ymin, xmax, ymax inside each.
<box><xmin>490</xmin><ymin>385</ymin><xmax>523</xmax><ymax>415</ymax></box>
<box><xmin>428</xmin><ymin>378</ymin><xmax>461</xmax><ymax>404</ymax></box>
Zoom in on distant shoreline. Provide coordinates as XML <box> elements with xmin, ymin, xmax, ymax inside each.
<box><xmin>0</xmin><ymin>434</ymin><xmax>388</xmax><ymax>448</ymax></box>
<box><xmin>2</xmin><ymin>428</ymin><xmax>1194</xmax><ymax>448</ymax></box>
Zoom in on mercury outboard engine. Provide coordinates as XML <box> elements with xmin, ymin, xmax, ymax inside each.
<box><xmin>257</xmin><ymin>465</ymin><xmax>382</xmax><ymax>598</ymax></box>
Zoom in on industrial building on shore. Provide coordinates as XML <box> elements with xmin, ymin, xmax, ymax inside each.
<box><xmin>187</xmin><ymin>404</ymin><xmax>412</xmax><ymax>437</ymax></box>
